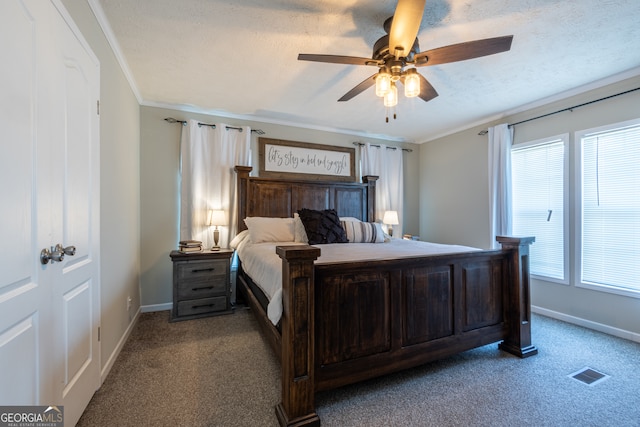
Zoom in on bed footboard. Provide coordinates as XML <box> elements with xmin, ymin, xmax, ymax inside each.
<box><xmin>275</xmin><ymin>236</ymin><xmax>536</xmax><ymax>427</ymax></box>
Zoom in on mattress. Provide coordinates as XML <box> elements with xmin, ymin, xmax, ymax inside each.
<box><xmin>232</xmin><ymin>232</ymin><xmax>479</xmax><ymax>325</ymax></box>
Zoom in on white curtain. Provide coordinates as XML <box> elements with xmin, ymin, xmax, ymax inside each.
<box><xmin>361</xmin><ymin>143</ymin><xmax>404</xmax><ymax>237</ymax></box>
<box><xmin>180</xmin><ymin>120</ymin><xmax>252</xmax><ymax>248</ymax></box>
<box><xmin>488</xmin><ymin>123</ymin><xmax>513</xmax><ymax>249</ymax></box>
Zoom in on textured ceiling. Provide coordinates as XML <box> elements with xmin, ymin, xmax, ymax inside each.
<box><xmin>95</xmin><ymin>0</ymin><xmax>640</xmax><ymax>143</ymax></box>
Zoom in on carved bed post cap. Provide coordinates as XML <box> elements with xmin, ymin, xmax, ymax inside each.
<box><xmin>234</xmin><ymin>165</ymin><xmax>253</xmax><ymax>175</ymax></box>
<box><xmin>496</xmin><ymin>236</ymin><xmax>535</xmax><ymax>247</ymax></box>
<box><xmin>276</xmin><ymin>245</ymin><xmax>321</xmax><ymax>261</ymax></box>
<box><xmin>362</xmin><ymin>175</ymin><xmax>379</xmax><ymax>183</ymax></box>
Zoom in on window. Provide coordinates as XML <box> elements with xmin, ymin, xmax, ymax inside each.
<box><xmin>511</xmin><ymin>135</ymin><xmax>568</xmax><ymax>282</ymax></box>
<box><xmin>577</xmin><ymin>119</ymin><xmax>640</xmax><ymax>297</ymax></box>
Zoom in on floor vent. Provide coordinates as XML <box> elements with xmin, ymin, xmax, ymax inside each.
<box><xmin>569</xmin><ymin>367</ymin><xmax>609</xmax><ymax>386</ymax></box>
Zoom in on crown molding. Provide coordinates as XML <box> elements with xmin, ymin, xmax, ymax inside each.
<box><xmin>416</xmin><ymin>66</ymin><xmax>640</xmax><ymax>144</ymax></box>
<box><xmin>87</xmin><ymin>0</ymin><xmax>142</xmax><ymax>103</ymax></box>
<box><xmin>141</xmin><ymin>99</ymin><xmax>407</xmax><ymax>143</ymax></box>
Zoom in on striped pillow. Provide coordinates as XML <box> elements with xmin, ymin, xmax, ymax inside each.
<box><xmin>340</xmin><ymin>221</ymin><xmax>385</xmax><ymax>243</ymax></box>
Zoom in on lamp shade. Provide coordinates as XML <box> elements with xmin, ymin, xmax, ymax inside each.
<box><xmin>207</xmin><ymin>209</ymin><xmax>227</xmax><ymax>226</ymax></box>
<box><xmin>383</xmin><ymin>210</ymin><xmax>399</xmax><ymax>225</ymax></box>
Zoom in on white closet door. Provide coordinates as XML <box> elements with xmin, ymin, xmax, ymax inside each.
<box><xmin>0</xmin><ymin>0</ymin><xmax>43</xmax><ymax>406</ymax></box>
<box><xmin>48</xmin><ymin>2</ymin><xmax>101</xmax><ymax>423</ymax></box>
<box><xmin>0</xmin><ymin>1</ymin><xmax>100</xmax><ymax>425</ymax></box>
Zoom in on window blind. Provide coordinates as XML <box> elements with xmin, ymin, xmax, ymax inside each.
<box><xmin>512</xmin><ymin>138</ymin><xmax>566</xmax><ymax>280</ymax></box>
<box><xmin>581</xmin><ymin>124</ymin><xmax>640</xmax><ymax>292</ymax></box>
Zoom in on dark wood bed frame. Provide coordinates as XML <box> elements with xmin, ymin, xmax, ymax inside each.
<box><xmin>234</xmin><ymin>166</ymin><xmax>537</xmax><ymax>427</ymax></box>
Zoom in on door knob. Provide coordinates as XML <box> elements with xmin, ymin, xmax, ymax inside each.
<box><xmin>40</xmin><ymin>244</ymin><xmax>76</xmax><ymax>265</ymax></box>
<box><xmin>56</xmin><ymin>244</ymin><xmax>76</xmax><ymax>256</ymax></box>
<box><xmin>40</xmin><ymin>247</ymin><xmax>64</xmax><ymax>265</ymax></box>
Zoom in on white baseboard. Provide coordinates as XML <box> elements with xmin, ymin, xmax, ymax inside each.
<box><xmin>141</xmin><ymin>302</ymin><xmax>172</xmax><ymax>313</ymax></box>
<box><xmin>98</xmin><ymin>303</ymin><xmax>171</xmax><ymax>385</ymax></box>
<box><xmin>532</xmin><ymin>305</ymin><xmax>640</xmax><ymax>343</ymax></box>
<box><xmin>100</xmin><ymin>306</ymin><xmax>141</xmax><ymax>384</ymax></box>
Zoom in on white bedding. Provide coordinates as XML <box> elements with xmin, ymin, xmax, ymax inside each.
<box><xmin>232</xmin><ymin>234</ymin><xmax>480</xmax><ymax>325</ymax></box>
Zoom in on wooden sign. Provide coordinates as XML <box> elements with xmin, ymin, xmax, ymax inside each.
<box><xmin>258</xmin><ymin>138</ymin><xmax>356</xmax><ymax>182</ymax></box>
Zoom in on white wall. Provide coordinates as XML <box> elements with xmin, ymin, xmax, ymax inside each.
<box><xmin>419</xmin><ymin>127</ymin><xmax>489</xmax><ymax>248</ymax></box>
<box><xmin>139</xmin><ymin>105</ymin><xmax>420</xmax><ymax>307</ymax></box>
<box><xmin>420</xmin><ymin>74</ymin><xmax>640</xmax><ymax>338</ymax></box>
<box><xmin>62</xmin><ymin>0</ymin><xmax>141</xmax><ymax>377</ymax></box>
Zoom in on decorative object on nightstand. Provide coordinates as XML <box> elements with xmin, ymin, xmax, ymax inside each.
<box><xmin>178</xmin><ymin>240</ymin><xmax>203</xmax><ymax>253</ymax></box>
<box><xmin>207</xmin><ymin>209</ymin><xmax>227</xmax><ymax>251</ymax></box>
<box><xmin>169</xmin><ymin>249</ymin><xmax>234</xmax><ymax>322</ymax></box>
<box><xmin>383</xmin><ymin>210</ymin><xmax>399</xmax><ymax>237</ymax></box>
<box><xmin>403</xmin><ymin>234</ymin><xmax>420</xmax><ymax>241</ymax></box>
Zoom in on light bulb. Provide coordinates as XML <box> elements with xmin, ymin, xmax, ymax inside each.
<box><xmin>384</xmin><ymin>82</ymin><xmax>398</xmax><ymax>107</ymax></box>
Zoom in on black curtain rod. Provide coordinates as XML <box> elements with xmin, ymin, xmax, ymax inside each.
<box><xmin>352</xmin><ymin>142</ymin><xmax>412</xmax><ymax>152</ymax></box>
<box><xmin>164</xmin><ymin>118</ymin><xmax>265</xmax><ymax>135</ymax></box>
<box><xmin>510</xmin><ymin>87</ymin><xmax>640</xmax><ymax>127</ymax></box>
<box><xmin>478</xmin><ymin>86</ymin><xmax>640</xmax><ymax>135</ymax></box>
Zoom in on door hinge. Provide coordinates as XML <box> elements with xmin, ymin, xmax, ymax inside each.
<box><xmin>98</xmin><ymin>326</ymin><xmax>101</xmax><ymax>341</ymax></box>
<box><xmin>97</xmin><ymin>100</ymin><xmax>100</xmax><ymax>115</ymax></box>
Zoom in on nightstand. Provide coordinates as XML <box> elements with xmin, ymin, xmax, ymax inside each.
<box><xmin>169</xmin><ymin>249</ymin><xmax>234</xmax><ymax>322</ymax></box>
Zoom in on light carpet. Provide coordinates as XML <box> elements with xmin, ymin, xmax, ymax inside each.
<box><xmin>77</xmin><ymin>308</ymin><xmax>640</xmax><ymax>426</ymax></box>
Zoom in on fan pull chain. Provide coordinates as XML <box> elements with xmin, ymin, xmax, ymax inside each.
<box><xmin>385</xmin><ymin>107</ymin><xmax>398</xmax><ymax>123</ymax></box>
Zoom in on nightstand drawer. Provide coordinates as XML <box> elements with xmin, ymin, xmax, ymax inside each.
<box><xmin>176</xmin><ymin>276</ymin><xmax>226</xmax><ymax>299</ymax></box>
<box><xmin>177</xmin><ymin>296</ymin><xmax>227</xmax><ymax>317</ymax></box>
<box><xmin>177</xmin><ymin>260</ymin><xmax>227</xmax><ymax>281</ymax></box>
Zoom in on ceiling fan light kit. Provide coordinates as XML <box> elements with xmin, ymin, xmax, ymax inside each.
<box><xmin>298</xmin><ymin>0</ymin><xmax>514</xmax><ymax>122</ymax></box>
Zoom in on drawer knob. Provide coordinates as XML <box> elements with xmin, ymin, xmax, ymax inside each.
<box><xmin>192</xmin><ymin>286</ymin><xmax>214</xmax><ymax>291</ymax></box>
<box><xmin>192</xmin><ymin>303</ymin><xmax>215</xmax><ymax>309</ymax></box>
<box><xmin>192</xmin><ymin>267</ymin><xmax>215</xmax><ymax>273</ymax></box>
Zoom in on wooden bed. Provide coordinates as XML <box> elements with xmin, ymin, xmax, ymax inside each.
<box><xmin>234</xmin><ymin>165</ymin><xmax>537</xmax><ymax>427</ymax></box>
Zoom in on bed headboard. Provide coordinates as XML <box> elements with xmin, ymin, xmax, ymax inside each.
<box><xmin>235</xmin><ymin>166</ymin><xmax>378</xmax><ymax>232</ymax></box>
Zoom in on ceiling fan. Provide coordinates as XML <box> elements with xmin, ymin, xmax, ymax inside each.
<box><xmin>298</xmin><ymin>0</ymin><xmax>513</xmax><ymax>118</ymax></box>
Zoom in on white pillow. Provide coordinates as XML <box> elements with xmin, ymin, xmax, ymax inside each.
<box><xmin>243</xmin><ymin>217</ymin><xmax>295</xmax><ymax>243</ymax></box>
<box><xmin>340</xmin><ymin>221</ymin><xmax>385</xmax><ymax>243</ymax></box>
<box><xmin>293</xmin><ymin>213</ymin><xmax>309</xmax><ymax>244</ymax></box>
<box><xmin>229</xmin><ymin>230</ymin><xmax>250</xmax><ymax>249</ymax></box>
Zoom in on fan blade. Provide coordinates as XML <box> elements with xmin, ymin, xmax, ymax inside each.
<box><xmin>414</xmin><ymin>35</ymin><xmax>513</xmax><ymax>66</ymax></box>
<box><xmin>416</xmin><ymin>73</ymin><xmax>438</xmax><ymax>102</ymax></box>
<box><xmin>338</xmin><ymin>74</ymin><xmax>377</xmax><ymax>102</ymax></box>
<box><xmin>389</xmin><ymin>0</ymin><xmax>426</xmax><ymax>58</ymax></box>
<box><xmin>298</xmin><ymin>54</ymin><xmax>378</xmax><ymax>66</ymax></box>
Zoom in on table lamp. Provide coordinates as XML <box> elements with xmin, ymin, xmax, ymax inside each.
<box><xmin>383</xmin><ymin>210</ymin><xmax>399</xmax><ymax>237</ymax></box>
<box><xmin>207</xmin><ymin>209</ymin><xmax>227</xmax><ymax>250</ymax></box>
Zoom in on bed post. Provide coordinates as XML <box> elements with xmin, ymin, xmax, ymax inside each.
<box><xmin>234</xmin><ymin>165</ymin><xmax>252</xmax><ymax>232</ymax></box>
<box><xmin>275</xmin><ymin>245</ymin><xmax>322</xmax><ymax>427</ymax></box>
<box><xmin>362</xmin><ymin>175</ymin><xmax>378</xmax><ymax>222</ymax></box>
<box><xmin>496</xmin><ymin>236</ymin><xmax>538</xmax><ymax>358</ymax></box>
